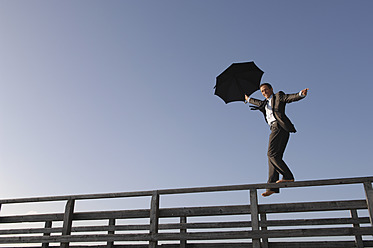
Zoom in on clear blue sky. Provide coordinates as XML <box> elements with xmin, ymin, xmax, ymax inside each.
<box><xmin>0</xmin><ymin>0</ymin><xmax>372</xmax><ymax>208</ymax></box>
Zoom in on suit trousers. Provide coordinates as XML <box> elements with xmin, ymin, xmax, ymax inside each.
<box><xmin>267</xmin><ymin>121</ymin><xmax>294</xmax><ymax>193</ymax></box>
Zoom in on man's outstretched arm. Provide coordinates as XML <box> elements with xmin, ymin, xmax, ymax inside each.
<box><xmin>283</xmin><ymin>88</ymin><xmax>309</xmax><ymax>103</ymax></box>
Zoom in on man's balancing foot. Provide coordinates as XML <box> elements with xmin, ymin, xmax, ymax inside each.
<box><xmin>276</xmin><ymin>179</ymin><xmax>294</xmax><ymax>183</ymax></box>
<box><xmin>261</xmin><ymin>190</ymin><xmax>276</xmax><ymax>197</ymax></box>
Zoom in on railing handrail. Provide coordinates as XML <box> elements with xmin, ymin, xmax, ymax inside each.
<box><xmin>0</xmin><ymin>176</ymin><xmax>372</xmax><ymax>248</ymax></box>
<box><xmin>0</xmin><ymin>176</ymin><xmax>372</xmax><ymax>204</ymax></box>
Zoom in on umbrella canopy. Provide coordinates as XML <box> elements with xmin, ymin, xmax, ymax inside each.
<box><xmin>214</xmin><ymin>61</ymin><xmax>264</xmax><ymax>104</ymax></box>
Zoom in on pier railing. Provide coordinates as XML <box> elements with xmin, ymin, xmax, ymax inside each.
<box><xmin>0</xmin><ymin>176</ymin><xmax>372</xmax><ymax>247</ymax></box>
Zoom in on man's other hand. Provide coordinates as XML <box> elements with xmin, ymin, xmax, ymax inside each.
<box><xmin>301</xmin><ymin>88</ymin><xmax>309</xmax><ymax>96</ymax></box>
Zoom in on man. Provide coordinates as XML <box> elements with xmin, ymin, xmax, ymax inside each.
<box><xmin>245</xmin><ymin>83</ymin><xmax>308</xmax><ymax>197</ymax></box>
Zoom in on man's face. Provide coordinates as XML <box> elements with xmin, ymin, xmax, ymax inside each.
<box><xmin>260</xmin><ymin>85</ymin><xmax>273</xmax><ymax>99</ymax></box>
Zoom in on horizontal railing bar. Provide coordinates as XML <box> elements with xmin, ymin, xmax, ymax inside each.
<box><xmin>0</xmin><ymin>241</ymin><xmax>371</xmax><ymax>248</ymax></box>
<box><xmin>0</xmin><ymin>191</ymin><xmax>155</xmax><ymax>204</ymax></box>
<box><xmin>159</xmin><ymin>200</ymin><xmax>367</xmax><ymax>218</ymax></box>
<box><xmin>73</xmin><ymin>209</ymin><xmax>150</xmax><ymax>220</ymax></box>
<box><xmin>263</xmin><ymin>217</ymin><xmax>371</xmax><ymax>227</ymax></box>
<box><xmin>160</xmin><ymin>222</ymin><xmax>250</xmax><ymax>230</ymax></box>
<box><xmin>0</xmin><ymin>209</ymin><xmax>150</xmax><ymax>223</ymax></box>
<box><xmin>159</xmin><ymin>205</ymin><xmax>250</xmax><ymax>217</ymax></box>
<box><xmin>0</xmin><ymin>213</ymin><xmax>64</xmax><ymax>223</ymax></box>
<box><xmin>0</xmin><ymin>200</ymin><xmax>367</xmax><ymax>224</ymax></box>
<box><xmin>157</xmin><ymin>176</ymin><xmax>373</xmax><ymax>195</ymax></box>
<box><xmin>167</xmin><ymin>217</ymin><xmax>371</xmax><ymax>229</ymax></box>
<box><xmin>73</xmin><ymin>224</ymin><xmax>148</xmax><ymax>232</ymax></box>
<box><xmin>0</xmin><ymin>176</ymin><xmax>371</xmax><ymax>204</ymax></box>
<box><xmin>0</xmin><ymin>227</ymin><xmax>61</xmax><ymax>235</ymax></box>
<box><xmin>248</xmin><ymin>241</ymin><xmax>373</xmax><ymax>248</ymax></box>
<box><xmin>259</xmin><ymin>199</ymin><xmax>367</xmax><ymax>213</ymax></box>
<box><xmin>0</xmin><ymin>233</ymin><xmax>150</xmax><ymax>243</ymax></box>
<box><xmin>0</xmin><ymin>227</ymin><xmax>372</xmax><ymax>243</ymax></box>
<box><xmin>157</xmin><ymin>241</ymin><xmax>373</xmax><ymax>248</ymax></box>
<box><xmin>156</xmin><ymin>227</ymin><xmax>373</xmax><ymax>240</ymax></box>
<box><xmin>1</xmin><ymin>216</ymin><xmax>370</xmax><ymax>235</ymax></box>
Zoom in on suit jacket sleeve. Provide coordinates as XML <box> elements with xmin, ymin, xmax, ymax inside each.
<box><xmin>279</xmin><ymin>91</ymin><xmax>304</xmax><ymax>103</ymax></box>
<box><xmin>248</xmin><ymin>97</ymin><xmax>264</xmax><ymax>106</ymax></box>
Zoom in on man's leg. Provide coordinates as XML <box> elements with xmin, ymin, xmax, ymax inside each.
<box><xmin>267</xmin><ymin>123</ymin><xmax>294</xmax><ymax>182</ymax></box>
<box><xmin>267</xmin><ymin>158</ymin><xmax>280</xmax><ymax>193</ymax></box>
<box><xmin>268</xmin><ymin>156</ymin><xmax>294</xmax><ymax>180</ymax></box>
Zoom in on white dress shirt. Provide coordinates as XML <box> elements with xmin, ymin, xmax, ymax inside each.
<box><xmin>265</xmin><ymin>95</ymin><xmax>276</xmax><ymax>125</ymax></box>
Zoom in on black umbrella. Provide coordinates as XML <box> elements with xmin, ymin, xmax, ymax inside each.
<box><xmin>214</xmin><ymin>61</ymin><xmax>264</xmax><ymax>104</ymax></box>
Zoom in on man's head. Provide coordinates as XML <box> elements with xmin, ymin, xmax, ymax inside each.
<box><xmin>260</xmin><ymin>83</ymin><xmax>273</xmax><ymax>99</ymax></box>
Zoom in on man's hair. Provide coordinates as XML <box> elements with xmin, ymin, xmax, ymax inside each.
<box><xmin>260</xmin><ymin>83</ymin><xmax>272</xmax><ymax>89</ymax></box>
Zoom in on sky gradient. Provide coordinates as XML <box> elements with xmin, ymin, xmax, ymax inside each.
<box><xmin>0</xmin><ymin>1</ymin><xmax>372</xmax><ymax>210</ymax></box>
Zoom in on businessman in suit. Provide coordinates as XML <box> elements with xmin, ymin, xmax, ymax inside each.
<box><xmin>245</xmin><ymin>83</ymin><xmax>308</xmax><ymax>197</ymax></box>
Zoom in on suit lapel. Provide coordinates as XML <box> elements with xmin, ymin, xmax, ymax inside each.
<box><xmin>271</xmin><ymin>93</ymin><xmax>277</xmax><ymax>121</ymax></box>
<box><xmin>270</xmin><ymin>93</ymin><xmax>275</xmax><ymax>108</ymax></box>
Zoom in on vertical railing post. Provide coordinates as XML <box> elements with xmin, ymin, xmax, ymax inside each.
<box><xmin>42</xmin><ymin>221</ymin><xmax>52</xmax><ymax>248</ymax></box>
<box><xmin>61</xmin><ymin>199</ymin><xmax>75</xmax><ymax>248</ymax></box>
<box><xmin>364</xmin><ymin>182</ymin><xmax>373</xmax><ymax>226</ymax></box>
<box><xmin>350</xmin><ymin>209</ymin><xmax>364</xmax><ymax>248</ymax></box>
<box><xmin>250</xmin><ymin>189</ymin><xmax>260</xmax><ymax>248</ymax></box>
<box><xmin>180</xmin><ymin>216</ymin><xmax>187</xmax><ymax>248</ymax></box>
<box><xmin>260</xmin><ymin>213</ymin><xmax>269</xmax><ymax>248</ymax></box>
<box><xmin>149</xmin><ymin>191</ymin><xmax>160</xmax><ymax>248</ymax></box>
<box><xmin>107</xmin><ymin>218</ymin><xmax>116</xmax><ymax>248</ymax></box>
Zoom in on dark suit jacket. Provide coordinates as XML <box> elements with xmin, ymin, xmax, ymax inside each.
<box><xmin>249</xmin><ymin>91</ymin><xmax>304</xmax><ymax>133</ymax></box>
